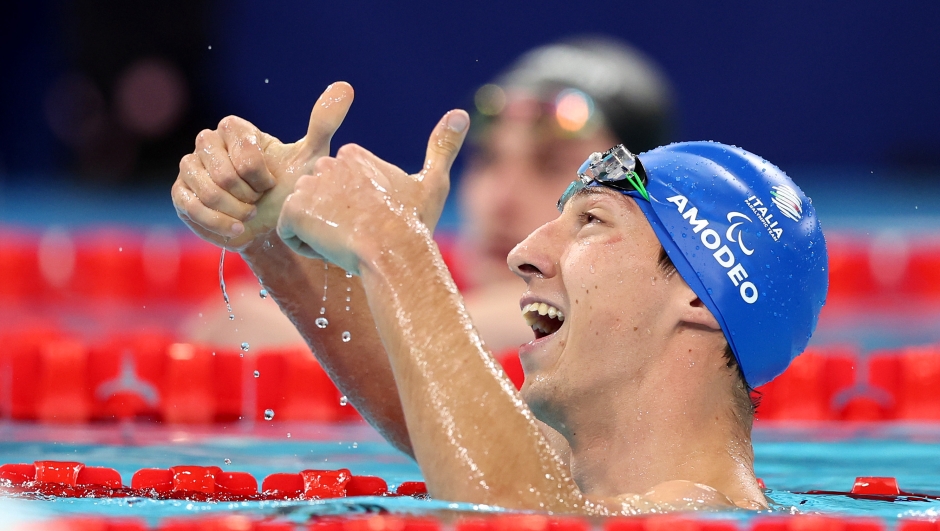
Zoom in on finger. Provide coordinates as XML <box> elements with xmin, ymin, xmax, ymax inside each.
<box><xmin>420</xmin><ymin>110</ymin><xmax>470</xmax><ymax>196</ymax></box>
<box><xmin>172</xmin><ymin>179</ymin><xmax>246</xmax><ymax>239</ymax></box>
<box><xmin>216</xmin><ymin>116</ymin><xmax>278</xmax><ymax>194</ymax></box>
<box><xmin>195</xmin><ymin>128</ymin><xmax>264</xmax><ymax>203</ymax></box>
<box><xmin>335</xmin><ymin>143</ymin><xmax>406</xmax><ymax>189</ymax></box>
<box><xmin>277</xmin><ymin>191</ymin><xmax>321</xmax><ymax>259</ymax></box>
<box><xmin>297</xmin><ymin>82</ymin><xmax>355</xmax><ymax>156</ymax></box>
<box><xmin>179</xmin><ymin>151</ymin><xmax>257</xmax><ymax>222</ymax></box>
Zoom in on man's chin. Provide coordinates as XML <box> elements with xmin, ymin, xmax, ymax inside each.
<box><xmin>519</xmin><ymin>375</ymin><xmax>559</xmax><ymax>421</ymax></box>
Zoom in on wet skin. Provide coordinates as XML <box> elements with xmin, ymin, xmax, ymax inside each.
<box><xmin>457</xmin><ymin>99</ymin><xmax>619</xmax><ymax>352</ymax></box>
<box><xmin>172</xmin><ymin>82</ymin><xmax>766</xmax><ymax>512</ymax></box>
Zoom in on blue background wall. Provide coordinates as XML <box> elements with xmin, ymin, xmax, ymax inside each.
<box><xmin>2</xmin><ymin>0</ymin><xmax>939</xmax><ymax>183</ymax></box>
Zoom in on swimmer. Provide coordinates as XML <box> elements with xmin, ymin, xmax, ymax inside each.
<box><xmin>180</xmin><ymin>37</ymin><xmax>675</xmax><ymax>354</ymax></box>
<box><xmin>172</xmin><ymin>83</ymin><xmax>827</xmax><ymax>512</ymax></box>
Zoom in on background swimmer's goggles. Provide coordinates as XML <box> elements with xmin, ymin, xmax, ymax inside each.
<box><xmin>557</xmin><ymin>145</ymin><xmax>650</xmax><ymax>212</ymax></box>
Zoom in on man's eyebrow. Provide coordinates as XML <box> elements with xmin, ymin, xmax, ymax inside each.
<box><xmin>569</xmin><ymin>186</ymin><xmax>617</xmax><ymax>203</ymax></box>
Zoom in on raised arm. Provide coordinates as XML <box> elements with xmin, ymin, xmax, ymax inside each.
<box><xmin>170</xmin><ymin>82</ymin><xmax>467</xmax><ymax>456</ymax></box>
<box><xmin>276</xmin><ymin>145</ymin><xmax>617</xmax><ymax>514</ymax></box>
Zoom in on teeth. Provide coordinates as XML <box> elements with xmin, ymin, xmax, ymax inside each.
<box><xmin>520</xmin><ymin>302</ymin><xmax>565</xmax><ymax>324</ymax></box>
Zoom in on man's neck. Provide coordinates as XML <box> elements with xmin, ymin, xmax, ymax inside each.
<box><xmin>555</xmin><ymin>345</ymin><xmax>762</xmax><ymax>505</ymax></box>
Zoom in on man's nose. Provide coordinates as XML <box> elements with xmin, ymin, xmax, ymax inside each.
<box><xmin>507</xmin><ymin>221</ymin><xmax>559</xmax><ymax>281</ymax></box>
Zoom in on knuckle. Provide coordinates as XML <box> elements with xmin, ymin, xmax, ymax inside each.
<box><xmin>336</xmin><ymin>143</ymin><xmax>363</xmax><ymax>158</ymax></box>
<box><xmin>213</xmin><ymin>168</ymin><xmax>240</xmax><ymax>189</ymax></box>
<box><xmin>218</xmin><ymin>115</ymin><xmax>238</xmax><ymax>131</ymax></box>
<box><xmin>434</xmin><ymin>137</ymin><xmax>459</xmax><ymax>155</ymax></box>
<box><xmin>195</xmin><ymin>129</ymin><xmax>213</xmax><ymax>147</ymax></box>
<box><xmin>198</xmin><ymin>185</ymin><xmax>221</xmax><ymax>207</ymax></box>
<box><xmin>314</xmin><ymin>156</ymin><xmax>336</xmax><ymax>171</ymax></box>
<box><xmin>179</xmin><ymin>153</ymin><xmax>195</xmax><ymax>171</ymax></box>
<box><xmin>232</xmin><ymin>151</ymin><xmax>262</xmax><ymax>177</ymax></box>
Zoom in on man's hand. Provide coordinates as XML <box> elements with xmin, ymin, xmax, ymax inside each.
<box><xmin>171</xmin><ymin>82</ymin><xmax>354</xmax><ymax>251</ymax></box>
<box><xmin>276</xmin><ymin>109</ymin><xmax>470</xmax><ymax>273</ymax></box>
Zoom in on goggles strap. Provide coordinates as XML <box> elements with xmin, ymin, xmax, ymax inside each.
<box><xmin>624</xmin><ymin>170</ymin><xmax>650</xmax><ymax>202</ymax></box>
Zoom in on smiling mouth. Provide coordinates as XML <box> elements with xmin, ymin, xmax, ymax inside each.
<box><xmin>521</xmin><ymin>302</ymin><xmax>565</xmax><ymax>340</ymax></box>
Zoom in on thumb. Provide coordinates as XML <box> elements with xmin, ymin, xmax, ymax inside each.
<box><xmin>299</xmin><ymin>81</ymin><xmax>355</xmax><ymax>156</ymax></box>
<box><xmin>418</xmin><ymin>109</ymin><xmax>470</xmax><ymax>200</ymax></box>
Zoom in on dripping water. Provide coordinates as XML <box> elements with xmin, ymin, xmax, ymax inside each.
<box><xmin>220</xmin><ymin>248</ymin><xmax>234</xmax><ymax>320</ymax></box>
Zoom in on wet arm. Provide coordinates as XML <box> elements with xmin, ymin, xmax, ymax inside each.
<box><xmin>356</xmin><ymin>225</ymin><xmax>598</xmax><ymax>513</ymax></box>
<box><xmin>241</xmin><ymin>236</ymin><xmax>414</xmax><ymax>457</ymax></box>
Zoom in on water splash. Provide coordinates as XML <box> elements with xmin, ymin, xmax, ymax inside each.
<box><xmin>315</xmin><ymin>317</ymin><xmax>329</xmax><ymax>328</ymax></box>
<box><xmin>264</xmin><ymin>409</ymin><xmax>275</xmax><ymax>421</ymax></box>
<box><xmin>341</xmin><ymin>331</ymin><xmax>351</xmax><ymax>342</ymax></box>
<box><xmin>219</xmin><ymin>249</ymin><xmax>234</xmax><ymax>320</ymax></box>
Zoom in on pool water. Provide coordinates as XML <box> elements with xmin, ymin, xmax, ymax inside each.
<box><xmin>3</xmin><ymin>422</ymin><xmax>940</xmax><ymax>527</ymax></box>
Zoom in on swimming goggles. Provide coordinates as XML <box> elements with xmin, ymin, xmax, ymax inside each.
<box><xmin>557</xmin><ymin>144</ymin><xmax>651</xmax><ymax>212</ymax></box>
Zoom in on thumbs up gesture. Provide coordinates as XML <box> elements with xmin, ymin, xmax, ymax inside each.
<box><xmin>171</xmin><ymin>82</ymin><xmax>354</xmax><ymax>251</ymax></box>
<box><xmin>276</xmin><ymin>109</ymin><xmax>470</xmax><ymax>275</ymax></box>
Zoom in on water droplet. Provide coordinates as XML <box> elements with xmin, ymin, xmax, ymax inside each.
<box><xmin>339</xmin><ymin>396</ymin><xmax>348</xmax><ymax>406</ymax></box>
<box><xmin>264</xmin><ymin>409</ymin><xmax>275</xmax><ymax>421</ymax></box>
<box><xmin>346</xmin><ymin>286</ymin><xmax>351</xmax><ymax>292</ymax></box>
<box><xmin>345</xmin><ymin>296</ymin><xmax>350</xmax><ymax>302</ymax></box>
<box><xmin>264</xmin><ymin>78</ymin><xmax>269</xmax><ymax>84</ymax></box>
<box><xmin>287</xmin><ymin>432</ymin><xmax>291</xmax><ymax>438</ymax></box>
<box><xmin>345</xmin><ymin>306</ymin><xmax>350</xmax><ymax>311</ymax></box>
<box><xmin>224</xmin><ymin>459</ymin><xmax>231</xmax><ymax>464</ymax></box>
<box><xmin>345</xmin><ymin>271</ymin><xmax>353</xmax><ymax>278</ymax></box>
<box><xmin>259</xmin><ymin>289</ymin><xmax>268</xmax><ymax>299</ymax></box>
<box><xmin>240</xmin><ymin>342</ymin><xmax>250</xmax><ymax>352</ymax></box>
<box><xmin>253</xmin><ymin>370</ymin><xmax>260</xmax><ymax>378</ymax></box>
<box><xmin>320</xmin><ymin>307</ymin><xmax>326</xmax><ymax>315</ymax></box>
<box><xmin>342</xmin><ymin>331</ymin><xmax>351</xmax><ymax>342</ymax></box>
<box><xmin>315</xmin><ymin>317</ymin><xmax>329</xmax><ymax>328</ymax></box>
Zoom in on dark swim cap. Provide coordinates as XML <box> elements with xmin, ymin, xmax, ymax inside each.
<box><xmin>631</xmin><ymin>142</ymin><xmax>828</xmax><ymax>387</ymax></box>
<box><xmin>475</xmin><ymin>36</ymin><xmax>675</xmax><ymax>153</ymax></box>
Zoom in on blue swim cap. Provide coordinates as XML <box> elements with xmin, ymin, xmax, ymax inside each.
<box><xmin>631</xmin><ymin>142</ymin><xmax>828</xmax><ymax>387</ymax></box>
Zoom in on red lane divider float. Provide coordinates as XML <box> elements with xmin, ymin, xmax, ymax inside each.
<box><xmin>16</xmin><ymin>514</ymin><xmax>913</xmax><ymax>531</ymax></box>
<box><xmin>0</xmin><ymin>333</ymin><xmax>363</xmax><ymax>424</ymax></box>
<box><xmin>0</xmin><ymin>461</ymin><xmax>425</xmax><ymax>501</ymax></box>
<box><xmin>802</xmin><ymin>476</ymin><xmax>940</xmax><ymax>502</ymax></box>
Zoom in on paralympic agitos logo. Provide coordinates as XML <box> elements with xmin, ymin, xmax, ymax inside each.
<box><xmin>666</xmin><ymin>194</ymin><xmax>759</xmax><ymax>304</ymax></box>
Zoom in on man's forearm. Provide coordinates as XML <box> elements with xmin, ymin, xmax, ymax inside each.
<box><xmin>241</xmin><ymin>235</ymin><xmax>413</xmax><ymax>457</ymax></box>
<box><xmin>357</xmin><ymin>227</ymin><xmax>588</xmax><ymax>511</ymax></box>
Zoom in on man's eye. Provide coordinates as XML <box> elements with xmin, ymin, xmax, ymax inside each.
<box><xmin>580</xmin><ymin>212</ymin><xmax>601</xmax><ymax>224</ymax></box>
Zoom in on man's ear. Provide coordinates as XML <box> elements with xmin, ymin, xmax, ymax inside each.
<box><xmin>674</xmin><ymin>280</ymin><xmax>722</xmax><ymax>331</ymax></box>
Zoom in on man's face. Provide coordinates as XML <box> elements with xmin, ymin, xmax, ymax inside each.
<box><xmin>458</xmin><ymin>101</ymin><xmax>617</xmax><ymax>285</ymax></box>
<box><xmin>507</xmin><ymin>187</ymin><xmax>679</xmax><ymax>428</ymax></box>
